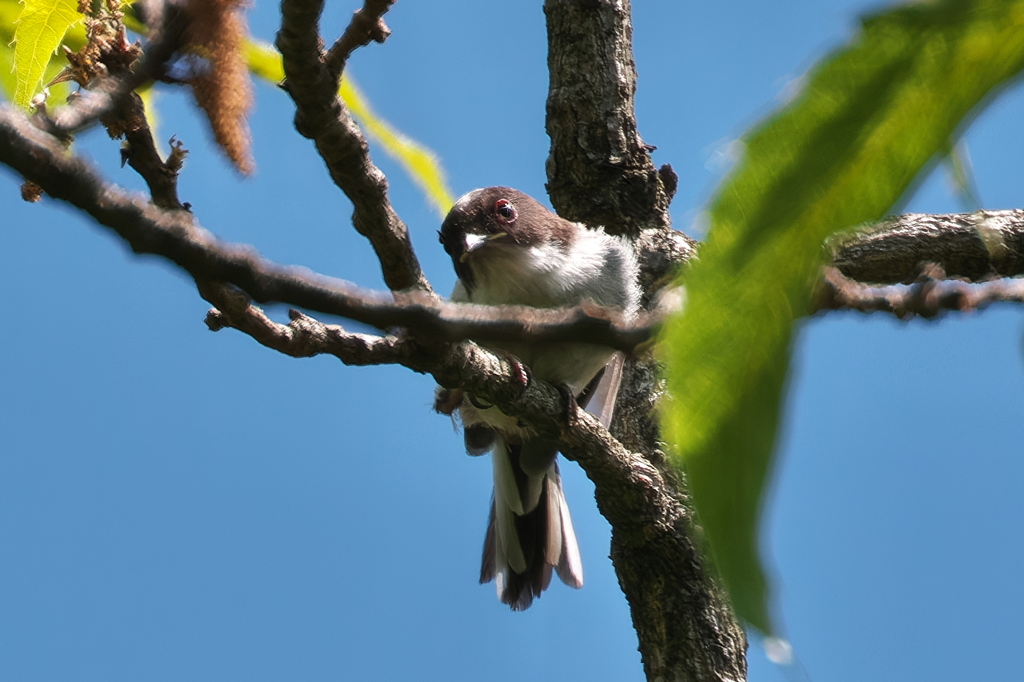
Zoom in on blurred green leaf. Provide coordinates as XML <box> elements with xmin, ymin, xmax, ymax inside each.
<box><xmin>0</xmin><ymin>0</ymin><xmax>21</xmax><ymax>99</ymax></box>
<box><xmin>244</xmin><ymin>39</ymin><xmax>455</xmax><ymax>216</ymax></box>
<box><xmin>943</xmin><ymin>138</ymin><xmax>982</xmax><ymax>209</ymax></box>
<box><xmin>137</xmin><ymin>82</ymin><xmax>161</xmax><ymax>153</ymax></box>
<box><xmin>12</xmin><ymin>0</ymin><xmax>82</xmax><ymax>107</ymax></box>
<box><xmin>661</xmin><ymin>0</ymin><xmax>1024</xmax><ymax>635</ymax></box>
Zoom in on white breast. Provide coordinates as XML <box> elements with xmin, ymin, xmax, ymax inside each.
<box><xmin>463</xmin><ymin>226</ymin><xmax>639</xmax><ymax>314</ymax></box>
<box><xmin>452</xmin><ymin>225</ymin><xmax>639</xmax><ymax>393</ymax></box>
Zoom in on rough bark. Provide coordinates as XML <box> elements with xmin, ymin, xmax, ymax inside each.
<box><xmin>831</xmin><ymin>210</ymin><xmax>1024</xmax><ymax>284</ymax></box>
<box><xmin>544</xmin><ymin>0</ymin><xmax>673</xmax><ymax>235</ymax></box>
<box><xmin>605</xmin><ymin>357</ymin><xmax>747</xmax><ymax>682</ymax></box>
<box><xmin>544</xmin><ymin>2</ymin><xmax>748</xmax><ymax>680</ymax></box>
<box><xmin>276</xmin><ymin>0</ymin><xmax>428</xmax><ymax>293</ymax></box>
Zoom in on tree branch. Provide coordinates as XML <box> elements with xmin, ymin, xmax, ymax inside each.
<box><xmin>275</xmin><ymin>0</ymin><xmax>428</xmax><ymax>293</ymax></box>
<box><xmin>815</xmin><ymin>264</ymin><xmax>1024</xmax><ymax>317</ymax></box>
<box><xmin>832</xmin><ymin>210</ymin><xmax>1024</xmax><ymax>284</ymax></box>
<box><xmin>5</xmin><ymin>3</ymin><xmax>1024</xmax><ymax>680</ymax></box>
<box><xmin>324</xmin><ymin>0</ymin><xmax>394</xmax><ymax>77</ymax></box>
<box><xmin>48</xmin><ymin>0</ymin><xmax>190</xmax><ymax>136</ymax></box>
<box><xmin>199</xmin><ymin>280</ymin><xmax>646</xmax><ymax>501</ymax></box>
<box><xmin>7</xmin><ymin>97</ymin><xmax>1024</xmax><ymax>340</ymax></box>
<box><xmin>0</xmin><ymin>107</ymin><xmax>659</xmax><ymax>352</ymax></box>
<box><xmin>199</xmin><ymin>280</ymin><xmax>409</xmax><ymax>364</ymax></box>
<box><xmin>10</xmin><ymin>87</ymin><xmax>731</xmax><ymax>679</ymax></box>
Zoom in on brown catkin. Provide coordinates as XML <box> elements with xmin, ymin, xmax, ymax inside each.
<box><xmin>183</xmin><ymin>0</ymin><xmax>254</xmax><ymax>175</ymax></box>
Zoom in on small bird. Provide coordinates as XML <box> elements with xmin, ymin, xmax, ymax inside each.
<box><xmin>437</xmin><ymin>187</ymin><xmax>640</xmax><ymax>610</ymax></box>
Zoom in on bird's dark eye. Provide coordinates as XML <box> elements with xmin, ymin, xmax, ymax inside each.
<box><xmin>494</xmin><ymin>199</ymin><xmax>517</xmax><ymax>223</ymax></box>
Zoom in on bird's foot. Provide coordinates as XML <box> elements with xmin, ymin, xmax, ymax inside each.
<box><xmin>556</xmin><ymin>382</ymin><xmax>581</xmax><ymax>427</ymax></box>
<box><xmin>434</xmin><ymin>387</ymin><xmax>463</xmax><ymax>415</ymax></box>
<box><xmin>497</xmin><ymin>351</ymin><xmax>530</xmax><ymax>393</ymax></box>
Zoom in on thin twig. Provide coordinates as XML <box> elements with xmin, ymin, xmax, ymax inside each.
<box><xmin>815</xmin><ymin>265</ymin><xmax>1024</xmax><ymax>317</ymax></box>
<box><xmin>276</xmin><ymin>0</ymin><xmax>429</xmax><ymax>293</ymax></box>
<box><xmin>49</xmin><ymin>1</ymin><xmax>190</xmax><ymax>135</ymax></box>
<box><xmin>199</xmin><ymin>280</ymin><xmax>410</xmax><ymax>364</ymax></box>
<box><xmin>324</xmin><ymin>0</ymin><xmax>394</xmax><ymax>78</ymax></box>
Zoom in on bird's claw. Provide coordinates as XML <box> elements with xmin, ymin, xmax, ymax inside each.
<box><xmin>556</xmin><ymin>382</ymin><xmax>580</xmax><ymax>427</ymax></box>
<box><xmin>434</xmin><ymin>387</ymin><xmax>463</xmax><ymax>415</ymax></box>
<box><xmin>498</xmin><ymin>351</ymin><xmax>530</xmax><ymax>392</ymax></box>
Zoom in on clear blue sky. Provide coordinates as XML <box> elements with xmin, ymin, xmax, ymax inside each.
<box><xmin>3</xmin><ymin>1</ymin><xmax>1023</xmax><ymax>680</ymax></box>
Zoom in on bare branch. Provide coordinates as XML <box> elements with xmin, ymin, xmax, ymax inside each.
<box><xmin>324</xmin><ymin>0</ymin><xmax>394</xmax><ymax>78</ymax></box>
<box><xmin>832</xmin><ymin>210</ymin><xmax>1024</xmax><ymax>284</ymax></box>
<box><xmin>199</xmin><ymin>280</ymin><xmax>410</xmax><ymax>364</ymax></box>
<box><xmin>12</xmin><ymin>99</ymin><xmax>1024</xmax><ymax>354</ymax></box>
<box><xmin>275</xmin><ymin>0</ymin><xmax>429</xmax><ymax>293</ymax></box>
<box><xmin>201</xmin><ymin>277</ymin><xmax>649</xmax><ymax>506</ymax></box>
<box><xmin>544</xmin><ymin>0</ymin><xmax>673</xmax><ymax>234</ymax></box>
<box><xmin>112</xmin><ymin>94</ymin><xmax>190</xmax><ymax>210</ymax></box>
<box><xmin>49</xmin><ymin>1</ymin><xmax>190</xmax><ymax>135</ymax></box>
<box><xmin>815</xmin><ymin>265</ymin><xmax>1024</xmax><ymax>317</ymax></box>
<box><xmin>0</xmin><ymin>108</ymin><xmax>659</xmax><ymax>352</ymax></box>
<box><xmin>5</xmin><ymin>108</ymin><xmax>645</xmax><ymax>518</ymax></box>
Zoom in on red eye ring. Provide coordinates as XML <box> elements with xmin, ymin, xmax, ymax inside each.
<box><xmin>494</xmin><ymin>199</ymin><xmax>517</xmax><ymax>223</ymax></box>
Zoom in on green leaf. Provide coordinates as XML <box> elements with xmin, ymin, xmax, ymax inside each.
<box><xmin>942</xmin><ymin>138</ymin><xmax>982</xmax><ymax>210</ymax></box>
<box><xmin>0</xmin><ymin>0</ymin><xmax>22</xmax><ymax>99</ymax></box>
<box><xmin>1</xmin><ymin>0</ymin><xmax>82</xmax><ymax>104</ymax></box>
<box><xmin>243</xmin><ymin>39</ymin><xmax>455</xmax><ymax>216</ymax></box>
<box><xmin>660</xmin><ymin>0</ymin><xmax>1024</xmax><ymax>635</ymax></box>
<box><xmin>12</xmin><ymin>0</ymin><xmax>82</xmax><ymax>108</ymax></box>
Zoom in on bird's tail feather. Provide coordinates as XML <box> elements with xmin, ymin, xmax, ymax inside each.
<box><xmin>481</xmin><ymin>438</ymin><xmax>583</xmax><ymax>610</ymax></box>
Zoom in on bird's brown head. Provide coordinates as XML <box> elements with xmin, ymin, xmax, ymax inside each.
<box><xmin>438</xmin><ymin>187</ymin><xmax>574</xmax><ymax>288</ymax></box>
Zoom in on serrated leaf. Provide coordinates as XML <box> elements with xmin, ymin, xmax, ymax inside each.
<box><xmin>12</xmin><ymin>0</ymin><xmax>81</xmax><ymax>108</ymax></box>
<box><xmin>661</xmin><ymin>0</ymin><xmax>1024</xmax><ymax>635</ymax></box>
<box><xmin>1</xmin><ymin>0</ymin><xmax>81</xmax><ymax>104</ymax></box>
<box><xmin>243</xmin><ymin>39</ymin><xmax>455</xmax><ymax>216</ymax></box>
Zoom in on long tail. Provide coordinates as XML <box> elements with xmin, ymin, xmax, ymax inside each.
<box><xmin>479</xmin><ymin>437</ymin><xmax>583</xmax><ymax>610</ymax></box>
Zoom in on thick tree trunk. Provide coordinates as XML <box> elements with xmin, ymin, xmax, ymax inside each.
<box><xmin>545</xmin><ymin>2</ymin><xmax>748</xmax><ymax>680</ymax></box>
